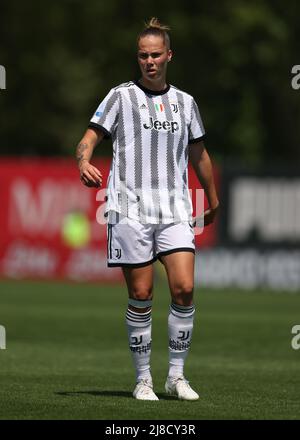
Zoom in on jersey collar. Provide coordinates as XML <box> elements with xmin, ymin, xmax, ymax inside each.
<box><xmin>134</xmin><ymin>80</ymin><xmax>170</xmax><ymax>96</ymax></box>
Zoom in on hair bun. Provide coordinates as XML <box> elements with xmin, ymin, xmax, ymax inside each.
<box><xmin>145</xmin><ymin>17</ymin><xmax>170</xmax><ymax>32</ymax></box>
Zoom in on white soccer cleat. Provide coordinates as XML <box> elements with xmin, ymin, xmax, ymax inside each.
<box><xmin>133</xmin><ymin>378</ymin><xmax>159</xmax><ymax>401</ymax></box>
<box><xmin>165</xmin><ymin>376</ymin><xmax>199</xmax><ymax>401</ymax></box>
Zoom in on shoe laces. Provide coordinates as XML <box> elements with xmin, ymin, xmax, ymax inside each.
<box><xmin>137</xmin><ymin>378</ymin><xmax>153</xmax><ymax>388</ymax></box>
<box><xmin>169</xmin><ymin>376</ymin><xmax>189</xmax><ymax>385</ymax></box>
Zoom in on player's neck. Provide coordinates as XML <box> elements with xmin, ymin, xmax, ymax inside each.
<box><xmin>139</xmin><ymin>77</ymin><xmax>168</xmax><ymax>92</ymax></box>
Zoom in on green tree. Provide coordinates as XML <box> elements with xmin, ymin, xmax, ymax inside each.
<box><xmin>0</xmin><ymin>0</ymin><xmax>299</xmax><ymax>165</ymax></box>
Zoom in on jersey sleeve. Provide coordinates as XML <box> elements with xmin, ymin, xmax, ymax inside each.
<box><xmin>88</xmin><ymin>88</ymin><xmax>119</xmax><ymax>138</ymax></box>
<box><xmin>188</xmin><ymin>98</ymin><xmax>206</xmax><ymax>144</ymax></box>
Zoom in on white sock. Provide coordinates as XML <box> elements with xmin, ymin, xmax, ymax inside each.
<box><xmin>168</xmin><ymin>302</ymin><xmax>195</xmax><ymax>378</ymax></box>
<box><xmin>126</xmin><ymin>307</ymin><xmax>152</xmax><ymax>383</ymax></box>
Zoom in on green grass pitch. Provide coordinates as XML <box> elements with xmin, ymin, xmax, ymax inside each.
<box><xmin>0</xmin><ymin>275</ymin><xmax>299</xmax><ymax>420</ymax></box>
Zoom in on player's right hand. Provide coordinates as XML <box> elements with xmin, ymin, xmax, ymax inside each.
<box><xmin>79</xmin><ymin>161</ymin><xmax>102</xmax><ymax>188</ymax></box>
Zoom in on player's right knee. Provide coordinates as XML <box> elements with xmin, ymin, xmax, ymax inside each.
<box><xmin>129</xmin><ymin>286</ymin><xmax>153</xmax><ymax>301</ymax></box>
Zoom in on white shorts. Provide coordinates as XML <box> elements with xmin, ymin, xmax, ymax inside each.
<box><xmin>107</xmin><ymin>212</ymin><xmax>195</xmax><ymax>267</ymax></box>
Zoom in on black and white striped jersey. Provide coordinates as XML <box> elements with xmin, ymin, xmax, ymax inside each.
<box><xmin>89</xmin><ymin>80</ymin><xmax>205</xmax><ymax>224</ymax></box>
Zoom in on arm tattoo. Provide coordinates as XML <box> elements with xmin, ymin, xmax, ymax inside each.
<box><xmin>76</xmin><ymin>142</ymin><xmax>89</xmax><ymax>165</ymax></box>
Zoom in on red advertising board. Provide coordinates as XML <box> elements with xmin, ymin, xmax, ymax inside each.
<box><xmin>0</xmin><ymin>157</ymin><xmax>219</xmax><ymax>281</ymax></box>
<box><xmin>189</xmin><ymin>163</ymin><xmax>220</xmax><ymax>248</ymax></box>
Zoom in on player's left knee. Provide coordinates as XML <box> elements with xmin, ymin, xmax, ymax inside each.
<box><xmin>172</xmin><ymin>283</ymin><xmax>194</xmax><ymax>305</ymax></box>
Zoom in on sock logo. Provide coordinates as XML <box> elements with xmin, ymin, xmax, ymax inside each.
<box><xmin>169</xmin><ymin>338</ymin><xmax>190</xmax><ymax>351</ymax></box>
<box><xmin>130</xmin><ymin>342</ymin><xmax>151</xmax><ymax>354</ymax></box>
<box><xmin>178</xmin><ymin>330</ymin><xmax>190</xmax><ymax>341</ymax></box>
<box><xmin>131</xmin><ymin>335</ymin><xmax>143</xmax><ymax>345</ymax></box>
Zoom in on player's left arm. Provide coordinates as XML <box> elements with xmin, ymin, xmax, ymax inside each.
<box><xmin>188</xmin><ymin>141</ymin><xmax>219</xmax><ymax>226</ymax></box>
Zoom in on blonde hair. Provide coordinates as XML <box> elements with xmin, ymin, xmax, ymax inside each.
<box><xmin>137</xmin><ymin>17</ymin><xmax>171</xmax><ymax>49</ymax></box>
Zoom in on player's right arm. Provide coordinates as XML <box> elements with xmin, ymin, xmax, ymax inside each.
<box><xmin>76</xmin><ymin>127</ymin><xmax>104</xmax><ymax>188</ymax></box>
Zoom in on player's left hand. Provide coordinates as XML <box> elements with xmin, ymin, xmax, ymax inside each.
<box><xmin>203</xmin><ymin>204</ymin><xmax>219</xmax><ymax>226</ymax></box>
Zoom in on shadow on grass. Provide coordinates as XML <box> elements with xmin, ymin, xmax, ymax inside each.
<box><xmin>55</xmin><ymin>390</ymin><xmax>177</xmax><ymax>400</ymax></box>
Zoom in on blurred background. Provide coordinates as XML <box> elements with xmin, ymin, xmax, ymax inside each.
<box><xmin>0</xmin><ymin>0</ymin><xmax>299</xmax><ymax>289</ymax></box>
<box><xmin>0</xmin><ymin>0</ymin><xmax>300</xmax><ymax>420</ymax></box>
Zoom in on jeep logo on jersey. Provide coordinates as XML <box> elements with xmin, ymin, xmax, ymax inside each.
<box><xmin>143</xmin><ymin>117</ymin><xmax>179</xmax><ymax>133</ymax></box>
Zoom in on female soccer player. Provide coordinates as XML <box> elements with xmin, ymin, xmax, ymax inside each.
<box><xmin>76</xmin><ymin>18</ymin><xmax>219</xmax><ymax>401</ymax></box>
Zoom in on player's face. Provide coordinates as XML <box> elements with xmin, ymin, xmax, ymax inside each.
<box><xmin>137</xmin><ymin>35</ymin><xmax>172</xmax><ymax>82</ymax></box>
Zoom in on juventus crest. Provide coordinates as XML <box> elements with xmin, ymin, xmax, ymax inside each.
<box><xmin>115</xmin><ymin>249</ymin><xmax>122</xmax><ymax>259</ymax></box>
<box><xmin>171</xmin><ymin>103</ymin><xmax>179</xmax><ymax>113</ymax></box>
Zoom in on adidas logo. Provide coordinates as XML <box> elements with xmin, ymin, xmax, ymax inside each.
<box><xmin>139</xmin><ymin>104</ymin><xmax>147</xmax><ymax>110</ymax></box>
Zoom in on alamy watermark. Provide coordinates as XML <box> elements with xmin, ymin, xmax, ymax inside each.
<box><xmin>0</xmin><ymin>325</ymin><xmax>6</xmax><ymax>349</ymax></box>
<box><xmin>291</xmin><ymin>65</ymin><xmax>300</xmax><ymax>90</ymax></box>
<box><xmin>0</xmin><ymin>65</ymin><xmax>6</xmax><ymax>90</ymax></box>
<box><xmin>291</xmin><ymin>325</ymin><xmax>300</xmax><ymax>350</ymax></box>
<box><xmin>95</xmin><ymin>187</ymin><xmax>205</xmax><ymax>235</ymax></box>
